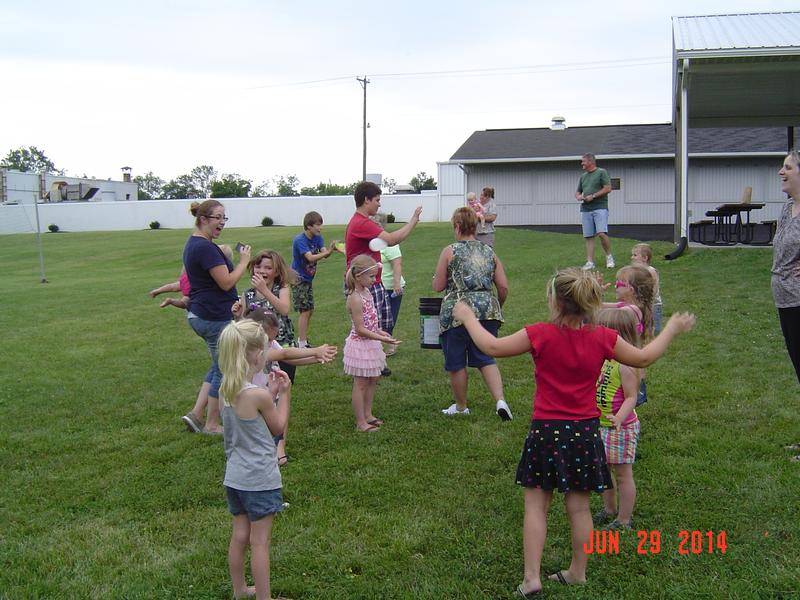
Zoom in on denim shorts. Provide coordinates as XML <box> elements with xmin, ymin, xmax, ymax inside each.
<box><xmin>440</xmin><ymin>320</ymin><xmax>500</xmax><ymax>372</ymax></box>
<box><xmin>653</xmin><ymin>302</ymin><xmax>663</xmax><ymax>334</ymax></box>
<box><xmin>225</xmin><ymin>486</ymin><xmax>284</xmax><ymax>521</ymax></box>
<box><xmin>581</xmin><ymin>208</ymin><xmax>609</xmax><ymax>238</ymax></box>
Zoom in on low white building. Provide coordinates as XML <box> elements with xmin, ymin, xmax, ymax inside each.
<box><xmin>0</xmin><ymin>169</ymin><xmax>138</xmax><ymax>205</ymax></box>
<box><xmin>438</xmin><ymin>123</ymin><xmax>793</xmax><ymax>234</ymax></box>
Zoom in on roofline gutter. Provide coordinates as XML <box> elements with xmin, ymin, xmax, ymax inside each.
<box><xmin>675</xmin><ymin>47</ymin><xmax>800</xmax><ymax>60</ymax></box>
<box><xmin>446</xmin><ymin>152</ymin><xmax>784</xmax><ymax>165</ymax></box>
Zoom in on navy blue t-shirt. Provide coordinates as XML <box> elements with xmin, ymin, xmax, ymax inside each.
<box><xmin>182</xmin><ymin>235</ymin><xmax>238</xmax><ymax>321</ymax></box>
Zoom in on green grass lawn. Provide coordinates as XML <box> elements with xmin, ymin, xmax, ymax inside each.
<box><xmin>1</xmin><ymin>224</ymin><xmax>798</xmax><ymax>599</ymax></box>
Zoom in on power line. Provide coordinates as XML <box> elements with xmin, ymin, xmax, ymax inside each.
<box><xmin>370</xmin><ymin>56</ymin><xmax>670</xmax><ymax>79</ymax></box>
<box><xmin>246</xmin><ymin>75</ymin><xmax>353</xmax><ymax>90</ymax></box>
<box><xmin>245</xmin><ymin>56</ymin><xmax>670</xmax><ymax>89</ymax></box>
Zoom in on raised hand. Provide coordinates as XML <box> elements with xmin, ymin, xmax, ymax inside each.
<box><xmin>666</xmin><ymin>312</ymin><xmax>696</xmax><ymax>334</ymax></box>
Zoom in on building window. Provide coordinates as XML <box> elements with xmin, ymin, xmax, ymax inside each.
<box><xmin>611</xmin><ymin>178</ymin><xmax>621</xmax><ymax>190</ymax></box>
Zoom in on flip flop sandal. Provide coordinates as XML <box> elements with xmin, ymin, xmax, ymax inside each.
<box><xmin>516</xmin><ymin>583</ymin><xmax>542</xmax><ymax>598</ymax></box>
<box><xmin>278</xmin><ymin>455</ymin><xmax>290</xmax><ymax>466</ymax></box>
<box><xmin>356</xmin><ymin>424</ymin><xmax>380</xmax><ymax>433</ymax></box>
<box><xmin>367</xmin><ymin>418</ymin><xmax>384</xmax><ymax>426</ymax></box>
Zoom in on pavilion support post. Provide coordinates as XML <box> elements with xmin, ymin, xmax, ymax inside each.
<box><xmin>666</xmin><ymin>58</ymin><xmax>690</xmax><ymax>260</ymax></box>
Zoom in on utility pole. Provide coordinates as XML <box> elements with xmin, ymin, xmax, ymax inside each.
<box><xmin>357</xmin><ymin>76</ymin><xmax>369</xmax><ymax>181</ymax></box>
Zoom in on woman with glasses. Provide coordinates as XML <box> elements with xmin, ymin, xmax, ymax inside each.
<box><xmin>181</xmin><ymin>200</ymin><xmax>251</xmax><ymax>434</ymax></box>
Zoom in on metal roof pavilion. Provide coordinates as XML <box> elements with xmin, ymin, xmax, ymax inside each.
<box><xmin>671</xmin><ymin>12</ymin><xmax>800</xmax><ymax>254</ymax></box>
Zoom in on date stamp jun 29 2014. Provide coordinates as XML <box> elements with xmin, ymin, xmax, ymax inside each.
<box><xmin>584</xmin><ymin>529</ymin><xmax>728</xmax><ymax>556</ymax></box>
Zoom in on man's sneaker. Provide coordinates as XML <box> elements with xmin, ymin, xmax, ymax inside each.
<box><xmin>606</xmin><ymin>255</ymin><xmax>615</xmax><ymax>269</ymax></box>
<box><xmin>496</xmin><ymin>399</ymin><xmax>513</xmax><ymax>421</ymax></box>
<box><xmin>581</xmin><ymin>261</ymin><xmax>595</xmax><ymax>271</ymax></box>
<box><xmin>607</xmin><ymin>518</ymin><xmax>633</xmax><ymax>530</ymax></box>
<box><xmin>442</xmin><ymin>403</ymin><xmax>470</xmax><ymax>416</ymax></box>
<box><xmin>381</xmin><ymin>367</ymin><xmax>392</xmax><ymax>377</ymax></box>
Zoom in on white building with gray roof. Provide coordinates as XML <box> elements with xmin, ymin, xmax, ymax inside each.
<box><xmin>438</xmin><ymin>123</ymin><xmax>794</xmax><ymax>238</ymax></box>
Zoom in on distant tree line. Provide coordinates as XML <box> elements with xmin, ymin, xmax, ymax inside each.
<box><xmin>1</xmin><ymin>146</ymin><xmax>437</xmax><ymax>200</ymax></box>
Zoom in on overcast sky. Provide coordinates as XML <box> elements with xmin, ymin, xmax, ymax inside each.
<box><xmin>2</xmin><ymin>1</ymin><xmax>797</xmax><ymax>190</ymax></box>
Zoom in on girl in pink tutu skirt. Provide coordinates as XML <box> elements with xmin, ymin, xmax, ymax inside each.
<box><xmin>344</xmin><ymin>254</ymin><xmax>400</xmax><ymax>432</ymax></box>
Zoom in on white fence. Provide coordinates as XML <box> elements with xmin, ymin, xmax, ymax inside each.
<box><xmin>0</xmin><ymin>190</ymin><xmax>457</xmax><ymax>235</ymax></box>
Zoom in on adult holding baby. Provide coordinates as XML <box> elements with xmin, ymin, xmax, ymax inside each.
<box><xmin>181</xmin><ymin>199</ymin><xmax>251</xmax><ymax>434</ymax></box>
<box><xmin>476</xmin><ymin>187</ymin><xmax>498</xmax><ymax>247</ymax></box>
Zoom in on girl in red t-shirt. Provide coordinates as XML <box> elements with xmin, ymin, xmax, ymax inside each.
<box><xmin>452</xmin><ymin>267</ymin><xmax>695</xmax><ymax>597</ymax></box>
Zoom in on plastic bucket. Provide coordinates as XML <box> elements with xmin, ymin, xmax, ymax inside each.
<box><xmin>419</xmin><ymin>297</ymin><xmax>443</xmax><ymax>349</ymax></box>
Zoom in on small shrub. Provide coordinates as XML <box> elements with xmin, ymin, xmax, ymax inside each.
<box><xmin>261</xmin><ymin>216</ymin><xmax>274</xmax><ymax>227</ymax></box>
<box><xmin>48</xmin><ymin>224</ymin><xmax>59</xmax><ymax>233</ymax></box>
<box><xmin>387</xmin><ymin>213</ymin><xmax>396</xmax><ymax>223</ymax></box>
<box><xmin>149</xmin><ymin>221</ymin><xmax>161</xmax><ymax>230</ymax></box>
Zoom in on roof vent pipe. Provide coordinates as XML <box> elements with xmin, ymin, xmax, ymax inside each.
<box><xmin>550</xmin><ymin>116</ymin><xmax>567</xmax><ymax>131</ymax></box>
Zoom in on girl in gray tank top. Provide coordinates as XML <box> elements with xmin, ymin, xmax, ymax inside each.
<box><xmin>217</xmin><ymin>319</ymin><xmax>292</xmax><ymax>600</ymax></box>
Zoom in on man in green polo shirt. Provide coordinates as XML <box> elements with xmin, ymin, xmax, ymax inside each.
<box><xmin>575</xmin><ymin>153</ymin><xmax>614</xmax><ymax>270</ymax></box>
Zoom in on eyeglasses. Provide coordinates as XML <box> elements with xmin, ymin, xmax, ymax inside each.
<box><xmin>208</xmin><ymin>215</ymin><xmax>229</xmax><ymax>222</ymax></box>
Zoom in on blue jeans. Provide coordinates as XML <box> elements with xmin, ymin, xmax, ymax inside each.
<box><xmin>188</xmin><ymin>315</ymin><xmax>231</xmax><ymax>399</ymax></box>
<box><xmin>386</xmin><ymin>290</ymin><xmax>403</xmax><ymax>335</ymax></box>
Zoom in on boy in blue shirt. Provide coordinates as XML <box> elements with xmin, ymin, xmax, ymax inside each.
<box><xmin>291</xmin><ymin>211</ymin><xmax>339</xmax><ymax>347</ymax></box>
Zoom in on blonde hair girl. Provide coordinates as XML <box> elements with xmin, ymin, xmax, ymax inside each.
<box><xmin>451</xmin><ymin>268</ymin><xmax>695</xmax><ymax>596</ymax></box>
<box><xmin>630</xmin><ymin>243</ymin><xmax>662</xmax><ymax>333</ymax></box>
<box><xmin>343</xmin><ymin>254</ymin><xmax>399</xmax><ymax>432</ymax></box>
<box><xmin>216</xmin><ymin>319</ymin><xmax>291</xmax><ymax>600</ymax></box>
<box><xmin>593</xmin><ymin>307</ymin><xmax>642</xmax><ymax>530</ymax></box>
<box><xmin>547</xmin><ymin>267</ymin><xmax>604</xmax><ymax>326</ymax></box>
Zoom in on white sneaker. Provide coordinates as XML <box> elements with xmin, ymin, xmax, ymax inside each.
<box><xmin>606</xmin><ymin>255</ymin><xmax>615</xmax><ymax>269</ymax></box>
<box><xmin>442</xmin><ymin>403</ymin><xmax>470</xmax><ymax>416</ymax></box>
<box><xmin>581</xmin><ymin>261</ymin><xmax>595</xmax><ymax>270</ymax></box>
<box><xmin>496</xmin><ymin>399</ymin><xmax>513</xmax><ymax>421</ymax></box>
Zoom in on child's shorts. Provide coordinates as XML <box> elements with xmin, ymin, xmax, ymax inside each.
<box><xmin>601</xmin><ymin>421</ymin><xmax>641</xmax><ymax>464</ymax></box>
<box><xmin>225</xmin><ymin>486</ymin><xmax>284</xmax><ymax>521</ymax></box>
<box><xmin>292</xmin><ymin>280</ymin><xmax>314</xmax><ymax>312</ymax></box>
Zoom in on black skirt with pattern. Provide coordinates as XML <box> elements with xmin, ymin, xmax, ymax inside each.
<box><xmin>515</xmin><ymin>418</ymin><xmax>613</xmax><ymax>493</ymax></box>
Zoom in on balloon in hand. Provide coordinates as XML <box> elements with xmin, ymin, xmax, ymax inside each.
<box><xmin>369</xmin><ymin>237</ymin><xmax>388</xmax><ymax>251</ymax></box>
